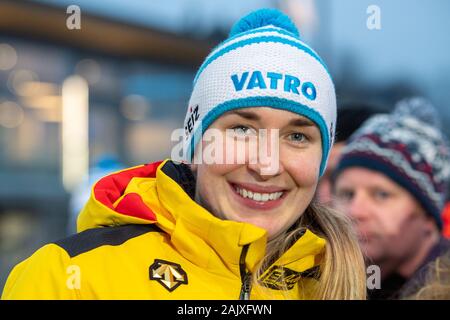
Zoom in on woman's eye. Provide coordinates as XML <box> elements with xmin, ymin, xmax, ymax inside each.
<box><xmin>231</xmin><ymin>125</ymin><xmax>256</xmax><ymax>136</ymax></box>
<box><xmin>288</xmin><ymin>132</ymin><xmax>307</xmax><ymax>143</ymax></box>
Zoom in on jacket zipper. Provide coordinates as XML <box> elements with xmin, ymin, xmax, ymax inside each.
<box><xmin>239</xmin><ymin>244</ymin><xmax>252</xmax><ymax>300</ymax></box>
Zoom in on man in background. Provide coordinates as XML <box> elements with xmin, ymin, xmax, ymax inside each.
<box><xmin>316</xmin><ymin>103</ymin><xmax>379</xmax><ymax>205</ymax></box>
<box><xmin>333</xmin><ymin>97</ymin><xmax>450</xmax><ymax>299</ymax></box>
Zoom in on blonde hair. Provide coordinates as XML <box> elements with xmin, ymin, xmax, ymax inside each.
<box><xmin>403</xmin><ymin>251</ymin><xmax>450</xmax><ymax>300</ymax></box>
<box><xmin>253</xmin><ymin>202</ymin><xmax>367</xmax><ymax>300</ymax></box>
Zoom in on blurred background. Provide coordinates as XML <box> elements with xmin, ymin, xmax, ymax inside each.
<box><xmin>0</xmin><ymin>0</ymin><xmax>449</xmax><ymax>289</ymax></box>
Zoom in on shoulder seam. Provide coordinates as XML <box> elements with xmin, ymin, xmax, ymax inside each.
<box><xmin>53</xmin><ymin>224</ymin><xmax>162</xmax><ymax>258</ymax></box>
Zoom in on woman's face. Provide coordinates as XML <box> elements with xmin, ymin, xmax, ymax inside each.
<box><xmin>192</xmin><ymin>107</ymin><xmax>323</xmax><ymax>239</ymax></box>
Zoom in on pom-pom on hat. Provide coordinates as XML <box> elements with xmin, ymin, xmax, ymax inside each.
<box><xmin>229</xmin><ymin>8</ymin><xmax>300</xmax><ymax>37</ymax></box>
<box><xmin>334</xmin><ymin>97</ymin><xmax>450</xmax><ymax>229</ymax></box>
<box><xmin>183</xmin><ymin>8</ymin><xmax>336</xmax><ymax>176</ymax></box>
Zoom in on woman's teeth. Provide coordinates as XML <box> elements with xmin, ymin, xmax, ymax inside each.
<box><xmin>234</xmin><ymin>186</ymin><xmax>283</xmax><ymax>202</ymax></box>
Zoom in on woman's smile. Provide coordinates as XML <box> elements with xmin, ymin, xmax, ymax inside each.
<box><xmin>228</xmin><ymin>181</ymin><xmax>288</xmax><ymax>211</ymax></box>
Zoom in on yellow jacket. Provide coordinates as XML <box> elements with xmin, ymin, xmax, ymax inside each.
<box><xmin>2</xmin><ymin>159</ymin><xmax>326</xmax><ymax>300</ymax></box>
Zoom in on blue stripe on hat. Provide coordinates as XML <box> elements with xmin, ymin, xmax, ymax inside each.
<box><xmin>193</xmin><ymin>35</ymin><xmax>330</xmax><ymax>86</ymax></box>
<box><xmin>199</xmin><ymin>27</ymin><xmax>300</xmax><ymax>69</ymax></box>
<box><xmin>188</xmin><ymin>96</ymin><xmax>331</xmax><ymax>177</ymax></box>
<box><xmin>223</xmin><ymin>26</ymin><xmax>300</xmax><ymax>49</ymax></box>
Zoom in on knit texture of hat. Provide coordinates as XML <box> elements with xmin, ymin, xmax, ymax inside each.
<box><xmin>182</xmin><ymin>8</ymin><xmax>336</xmax><ymax>176</ymax></box>
<box><xmin>334</xmin><ymin>97</ymin><xmax>450</xmax><ymax>228</ymax></box>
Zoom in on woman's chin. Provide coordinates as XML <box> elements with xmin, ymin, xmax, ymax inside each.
<box><xmin>223</xmin><ymin>208</ymin><xmax>281</xmax><ymax>236</ymax></box>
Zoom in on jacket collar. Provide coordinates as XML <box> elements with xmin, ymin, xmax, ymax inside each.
<box><xmin>78</xmin><ymin>159</ymin><xmax>326</xmax><ymax>278</ymax></box>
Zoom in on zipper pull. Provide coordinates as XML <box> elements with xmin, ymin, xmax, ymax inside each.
<box><xmin>239</xmin><ymin>272</ymin><xmax>252</xmax><ymax>300</ymax></box>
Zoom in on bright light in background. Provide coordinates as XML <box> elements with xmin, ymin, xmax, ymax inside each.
<box><xmin>7</xmin><ymin>69</ymin><xmax>39</xmax><ymax>95</ymax></box>
<box><xmin>16</xmin><ymin>81</ymin><xmax>59</xmax><ymax>97</ymax></box>
<box><xmin>14</xmin><ymin>80</ymin><xmax>62</xmax><ymax>122</ymax></box>
<box><xmin>120</xmin><ymin>94</ymin><xmax>150</xmax><ymax>121</ymax></box>
<box><xmin>22</xmin><ymin>95</ymin><xmax>61</xmax><ymax>109</ymax></box>
<box><xmin>62</xmin><ymin>75</ymin><xmax>89</xmax><ymax>192</ymax></box>
<box><xmin>0</xmin><ymin>101</ymin><xmax>24</xmax><ymax>128</ymax></box>
<box><xmin>0</xmin><ymin>43</ymin><xmax>18</xmax><ymax>71</ymax></box>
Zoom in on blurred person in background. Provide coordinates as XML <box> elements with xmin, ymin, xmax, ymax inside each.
<box><xmin>402</xmin><ymin>250</ymin><xmax>450</xmax><ymax>300</ymax></box>
<box><xmin>2</xmin><ymin>9</ymin><xmax>366</xmax><ymax>300</ymax></box>
<box><xmin>333</xmin><ymin>97</ymin><xmax>450</xmax><ymax>299</ymax></box>
<box><xmin>315</xmin><ymin>103</ymin><xmax>379</xmax><ymax>205</ymax></box>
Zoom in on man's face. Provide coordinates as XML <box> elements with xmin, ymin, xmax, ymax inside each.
<box><xmin>333</xmin><ymin>167</ymin><xmax>435</xmax><ymax>265</ymax></box>
<box><xmin>192</xmin><ymin>107</ymin><xmax>323</xmax><ymax>240</ymax></box>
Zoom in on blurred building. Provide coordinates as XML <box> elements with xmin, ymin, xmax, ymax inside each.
<box><xmin>0</xmin><ymin>0</ymin><xmax>216</xmax><ymax>288</ymax></box>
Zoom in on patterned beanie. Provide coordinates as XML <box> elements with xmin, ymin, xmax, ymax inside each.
<box><xmin>334</xmin><ymin>97</ymin><xmax>450</xmax><ymax>229</ymax></box>
<box><xmin>182</xmin><ymin>8</ymin><xmax>336</xmax><ymax>176</ymax></box>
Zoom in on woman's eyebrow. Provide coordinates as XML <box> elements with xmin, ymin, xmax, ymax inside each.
<box><xmin>225</xmin><ymin>110</ymin><xmax>315</xmax><ymax>126</ymax></box>
<box><xmin>288</xmin><ymin>118</ymin><xmax>315</xmax><ymax>127</ymax></box>
<box><xmin>227</xmin><ymin>110</ymin><xmax>260</xmax><ymax>120</ymax></box>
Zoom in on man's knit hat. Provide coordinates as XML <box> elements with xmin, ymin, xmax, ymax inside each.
<box><xmin>334</xmin><ymin>97</ymin><xmax>450</xmax><ymax>229</ymax></box>
<box><xmin>182</xmin><ymin>8</ymin><xmax>336</xmax><ymax>176</ymax></box>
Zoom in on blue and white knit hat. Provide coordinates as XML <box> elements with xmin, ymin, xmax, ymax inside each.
<box><xmin>334</xmin><ymin>97</ymin><xmax>450</xmax><ymax>229</ymax></box>
<box><xmin>182</xmin><ymin>8</ymin><xmax>336</xmax><ymax>176</ymax></box>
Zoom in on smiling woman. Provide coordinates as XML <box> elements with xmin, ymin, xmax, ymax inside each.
<box><xmin>2</xmin><ymin>8</ymin><xmax>366</xmax><ymax>300</ymax></box>
<box><xmin>193</xmin><ymin>107</ymin><xmax>323</xmax><ymax>239</ymax></box>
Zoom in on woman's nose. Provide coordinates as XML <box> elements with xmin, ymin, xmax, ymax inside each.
<box><xmin>247</xmin><ymin>129</ymin><xmax>284</xmax><ymax>177</ymax></box>
<box><xmin>247</xmin><ymin>162</ymin><xmax>283</xmax><ymax>177</ymax></box>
